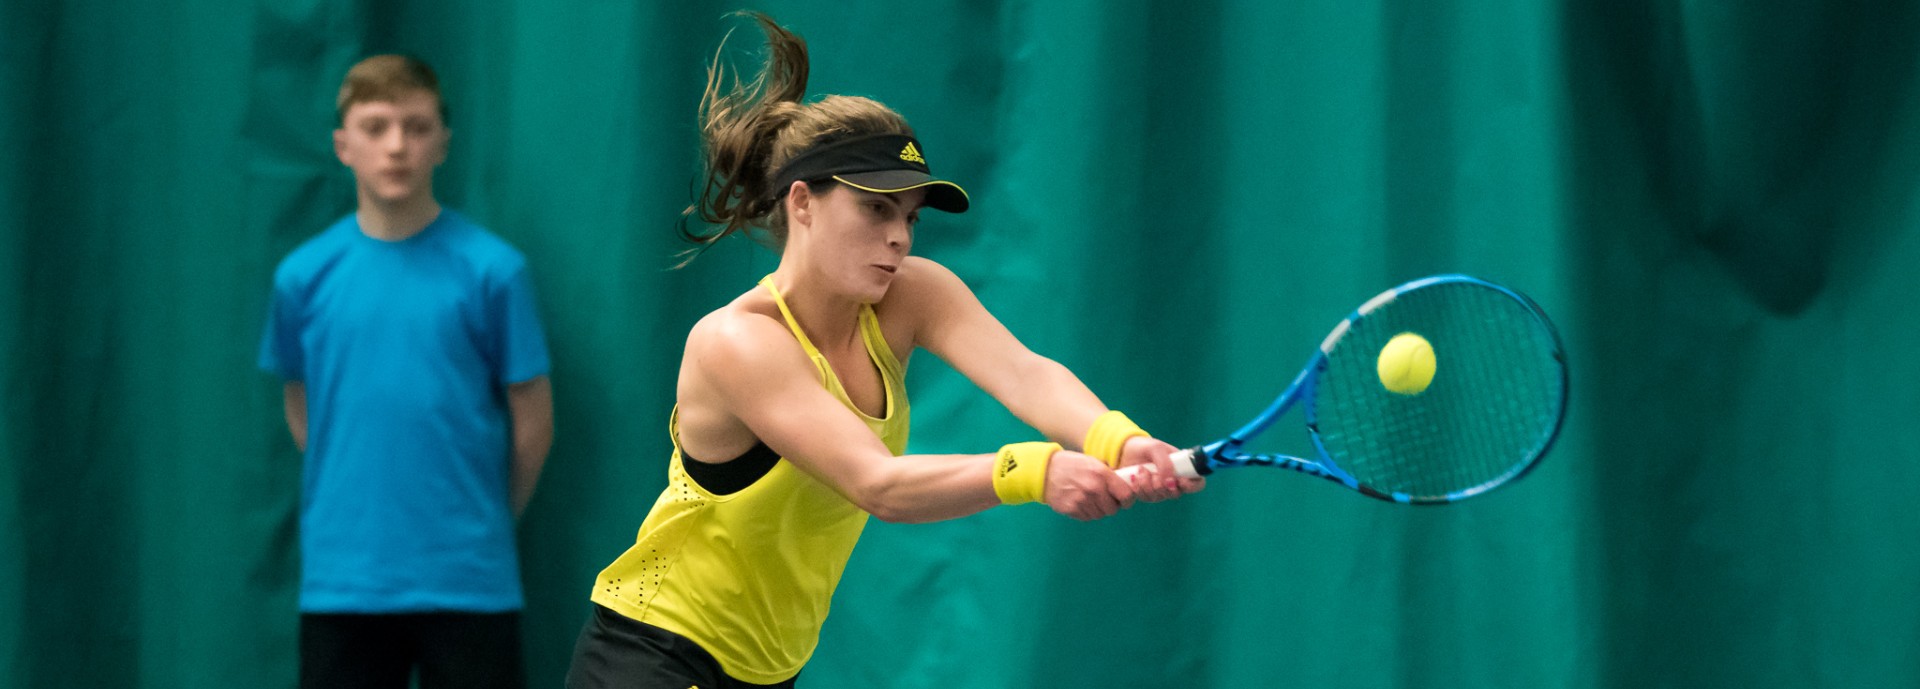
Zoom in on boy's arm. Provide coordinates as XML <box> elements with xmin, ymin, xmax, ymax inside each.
<box><xmin>283</xmin><ymin>381</ymin><xmax>308</xmax><ymax>452</ymax></box>
<box><xmin>507</xmin><ymin>376</ymin><xmax>554</xmax><ymax>518</ymax></box>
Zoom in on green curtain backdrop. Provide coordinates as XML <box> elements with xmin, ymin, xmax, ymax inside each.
<box><xmin>4</xmin><ymin>1</ymin><xmax>1917</xmax><ymax>687</ymax></box>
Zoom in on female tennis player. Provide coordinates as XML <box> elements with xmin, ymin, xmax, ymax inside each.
<box><xmin>564</xmin><ymin>13</ymin><xmax>1203</xmax><ymax>689</ymax></box>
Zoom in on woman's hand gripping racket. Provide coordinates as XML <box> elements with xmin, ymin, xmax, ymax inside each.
<box><xmin>1119</xmin><ymin>275</ymin><xmax>1568</xmax><ymax>505</ymax></box>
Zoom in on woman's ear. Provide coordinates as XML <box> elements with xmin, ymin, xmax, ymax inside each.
<box><xmin>787</xmin><ymin>181</ymin><xmax>813</xmax><ymax>228</ymax></box>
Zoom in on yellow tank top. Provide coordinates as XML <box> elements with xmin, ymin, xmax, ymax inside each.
<box><xmin>590</xmin><ymin>276</ymin><xmax>910</xmax><ymax>684</ymax></box>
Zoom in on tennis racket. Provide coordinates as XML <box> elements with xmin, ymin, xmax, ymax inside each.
<box><xmin>1118</xmin><ymin>274</ymin><xmax>1568</xmax><ymax>504</ymax></box>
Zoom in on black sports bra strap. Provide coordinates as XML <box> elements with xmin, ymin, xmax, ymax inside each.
<box><xmin>682</xmin><ymin>442</ymin><xmax>781</xmax><ymax>496</ymax></box>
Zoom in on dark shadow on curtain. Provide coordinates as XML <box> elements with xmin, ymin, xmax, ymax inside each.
<box><xmin>1562</xmin><ymin>1</ymin><xmax>1920</xmax><ymax>686</ymax></box>
<box><xmin>1027</xmin><ymin>0</ymin><xmax>1225</xmax><ymax>685</ymax></box>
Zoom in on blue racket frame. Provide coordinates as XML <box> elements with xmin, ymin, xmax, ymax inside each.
<box><xmin>1181</xmin><ymin>274</ymin><xmax>1569</xmax><ymax>505</ymax></box>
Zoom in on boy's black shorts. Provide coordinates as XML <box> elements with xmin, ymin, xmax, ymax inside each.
<box><xmin>299</xmin><ymin>611</ymin><xmax>525</xmax><ymax>689</ymax></box>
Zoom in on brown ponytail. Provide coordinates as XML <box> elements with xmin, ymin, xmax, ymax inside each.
<box><xmin>679</xmin><ymin>11</ymin><xmax>914</xmax><ymax>264</ymax></box>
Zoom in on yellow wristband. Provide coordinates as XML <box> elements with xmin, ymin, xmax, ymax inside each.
<box><xmin>1083</xmin><ymin>410</ymin><xmax>1149</xmax><ymax>469</ymax></box>
<box><xmin>992</xmin><ymin>442</ymin><xmax>1060</xmax><ymax>505</ymax></box>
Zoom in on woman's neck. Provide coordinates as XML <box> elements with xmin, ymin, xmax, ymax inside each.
<box><xmin>768</xmin><ymin>265</ymin><xmax>863</xmax><ymax>349</ymax></box>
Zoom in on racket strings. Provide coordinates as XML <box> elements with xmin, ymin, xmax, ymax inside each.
<box><xmin>1310</xmin><ymin>282</ymin><xmax>1565</xmax><ymax>500</ymax></box>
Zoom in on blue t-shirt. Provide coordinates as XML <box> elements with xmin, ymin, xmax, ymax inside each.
<box><xmin>259</xmin><ymin>210</ymin><xmax>550</xmax><ymax>613</ymax></box>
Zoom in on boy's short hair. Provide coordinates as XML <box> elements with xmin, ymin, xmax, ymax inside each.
<box><xmin>336</xmin><ymin>54</ymin><xmax>448</xmax><ymax>126</ymax></box>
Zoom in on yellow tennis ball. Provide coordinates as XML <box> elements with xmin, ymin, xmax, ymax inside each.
<box><xmin>1377</xmin><ymin>332</ymin><xmax>1436</xmax><ymax>395</ymax></box>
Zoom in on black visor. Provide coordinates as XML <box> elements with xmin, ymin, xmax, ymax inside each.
<box><xmin>769</xmin><ymin>133</ymin><xmax>970</xmax><ymax>213</ymax></box>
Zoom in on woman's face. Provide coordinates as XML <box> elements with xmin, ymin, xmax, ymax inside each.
<box><xmin>792</xmin><ymin>183</ymin><xmax>925</xmax><ymax>303</ymax></box>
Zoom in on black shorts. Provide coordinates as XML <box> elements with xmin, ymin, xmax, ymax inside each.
<box><xmin>299</xmin><ymin>611</ymin><xmax>525</xmax><ymax>689</ymax></box>
<box><xmin>565</xmin><ymin>604</ymin><xmax>798</xmax><ymax>689</ymax></box>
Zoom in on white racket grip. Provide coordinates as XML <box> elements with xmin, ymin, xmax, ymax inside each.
<box><xmin>1113</xmin><ymin>448</ymin><xmax>1203</xmax><ymax>481</ymax></box>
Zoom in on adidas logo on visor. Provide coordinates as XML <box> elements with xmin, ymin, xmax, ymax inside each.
<box><xmin>899</xmin><ymin>142</ymin><xmax>925</xmax><ymax>164</ymax></box>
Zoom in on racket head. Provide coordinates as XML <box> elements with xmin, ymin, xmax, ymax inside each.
<box><xmin>1300</xmin><ymin>275</ymin><xmax>1569</xmax><ymax>504</ymax></box>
